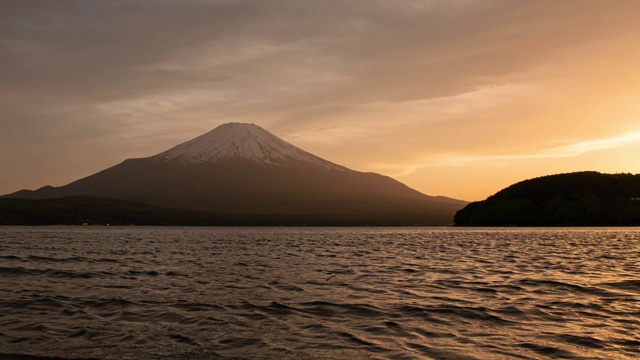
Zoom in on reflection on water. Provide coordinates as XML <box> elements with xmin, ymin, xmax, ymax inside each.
<box><xmin>0</xmin><ymin>227</ymin><xmax>639</xmax><ymax>359</ymax></box>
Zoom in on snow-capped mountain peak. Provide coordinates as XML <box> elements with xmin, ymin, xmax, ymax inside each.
<box><xmin>153</xmin><ymin>122</ymin><xmax>346</xmax><ymax>170</ymax></box>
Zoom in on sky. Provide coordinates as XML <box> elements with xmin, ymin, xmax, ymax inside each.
<box><xmin>2</xmin><ymin>0</ymin><xmax>640</xmax><ymax>201</ymax></box>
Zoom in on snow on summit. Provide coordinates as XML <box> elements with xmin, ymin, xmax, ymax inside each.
<box><xmin>153</xmin><ymin>123</ymin><xmax>346</xmax><ymax>169</ymax></box>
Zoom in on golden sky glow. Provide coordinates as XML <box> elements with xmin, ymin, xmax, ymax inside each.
<box><xmin>2</xmin><ymin>1</ymin><xmax>640</xmax><ymax>201</ymax></box>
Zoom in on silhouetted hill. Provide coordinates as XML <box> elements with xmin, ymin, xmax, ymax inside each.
<box><xmin>454</xmin><ymin>172</ymin><xmax>640</xmax><ymax>226</ymax></box>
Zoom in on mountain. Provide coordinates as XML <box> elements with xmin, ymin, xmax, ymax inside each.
<box><xmin>454</xmin><ymin>171</ymin><xmax>640</xmax><ymax>226</ymax></box>
<box><xmin>2</xmin><ymin>123</ymin><xmax>466</xmax><ymax>225</ymax></box>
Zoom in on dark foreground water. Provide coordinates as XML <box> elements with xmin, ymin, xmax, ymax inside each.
<box><xmin>1</xmin><ymin>227</ymin><xmax>639</xmax><ymax>360</ymax></box>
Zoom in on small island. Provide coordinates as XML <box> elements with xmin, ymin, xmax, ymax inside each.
<box><xmin>454</xmin><ymin>172</ymin><xmax>640</xmax><ymax>226</ymax></box>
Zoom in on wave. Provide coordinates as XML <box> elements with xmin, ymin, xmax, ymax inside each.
<box><xmin>1</xmin><ymin>227</ymin><xmax>639</xmax><ymax>359</ymax></box>
<box><xmin>0</xmin><ymin>266</ymin><xmax>112</xmax><ymax>279</ymax></box>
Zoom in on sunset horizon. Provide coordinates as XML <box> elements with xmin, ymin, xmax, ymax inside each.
<box><xmin>2</xmin><ymin>2</ymin><xmax>640</xmax><ymax>358</ymax></box>
<box><xmin>3</xmin><ymin>1</ymin><xmax>640</xmax><ymax>201</ymax></box>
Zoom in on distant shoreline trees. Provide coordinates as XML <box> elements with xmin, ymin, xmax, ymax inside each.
<box><xmin>454</xmin><ymin>172</ymin><xmax>640</xmax><ymax>226</ymax></box>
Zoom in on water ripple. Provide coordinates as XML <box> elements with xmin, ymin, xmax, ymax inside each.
<box><xmin>1</xmin><ymin>227</ymin><xmax>639</xmax><ymax>359</ymax></box>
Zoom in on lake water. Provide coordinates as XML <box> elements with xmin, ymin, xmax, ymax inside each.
<box><xmin>1</xmin><ymin>227</ymin><xmax>639</xmax><ymax>359</ymax></box>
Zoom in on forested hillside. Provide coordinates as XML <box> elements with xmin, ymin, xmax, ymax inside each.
<box><xmin>454</xmin><ymin>172</ymin><xmax>640</xmax><ymax>226</ymax></box>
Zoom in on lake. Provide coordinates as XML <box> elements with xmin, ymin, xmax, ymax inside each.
<box><xmin>1</xmin><ymin>227</ymin><xmax>639</xmax><ymax>359</ymax></box>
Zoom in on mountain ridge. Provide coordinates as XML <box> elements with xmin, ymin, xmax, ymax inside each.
<box><xmin>2</xmin><ymin>123</ymin><xmax>466</xmax><ymax>225</ymax></box>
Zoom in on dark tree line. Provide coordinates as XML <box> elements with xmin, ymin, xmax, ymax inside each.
<box><xmin>454</xmin><ymin>172</ymin><xmax>640</xmax><ymax>226</ymax></box>
<box><xmin>0</xmin><ymin>196</ymin><xmax>452</xmax><ymax>226</ymax></box>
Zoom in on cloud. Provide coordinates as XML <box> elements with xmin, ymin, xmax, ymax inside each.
<box><xmin>374</xmin><ymin>130</ymin><xmax>640</xmax><ymax>177</ymax></box>
<box><xmin>2</xmin><ymin>1</ymin><xmax>640</xmax><ymax>197</ymax></box>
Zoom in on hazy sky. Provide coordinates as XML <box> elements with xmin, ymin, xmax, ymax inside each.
<box><xmin>2</xmin><ymin>1</ymin><xmax>640</xmax><ymax>201</ymax></box>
